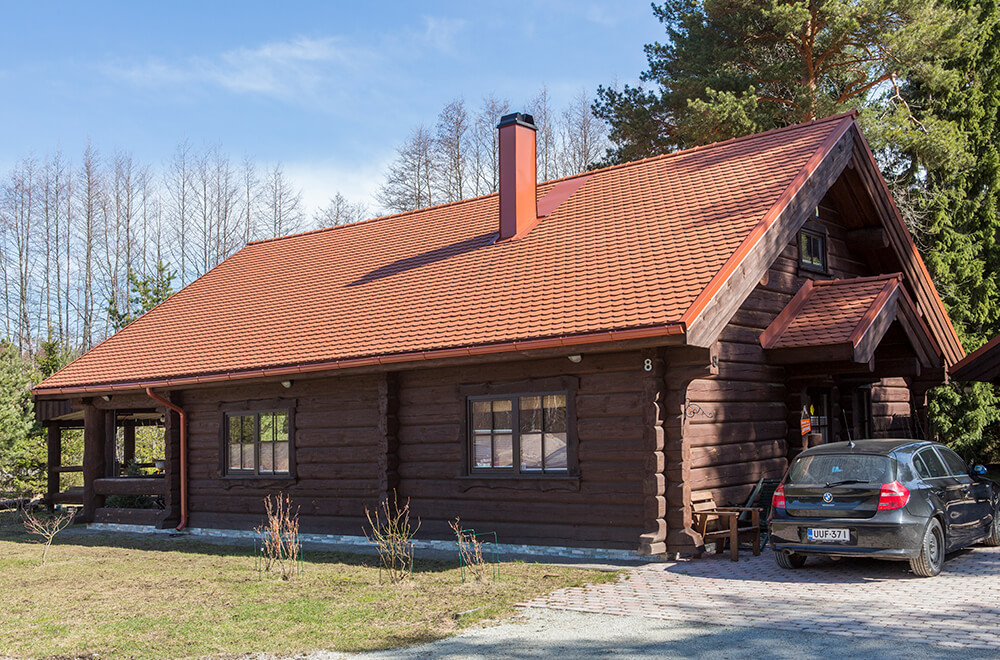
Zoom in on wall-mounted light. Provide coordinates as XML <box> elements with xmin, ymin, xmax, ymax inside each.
<box><xmin>280</xmin><ymin>380</ymin><xmax>293</xmax><ymax>389</ymax></box>
<box><xmin>567</xmin><ymin>354</ymin><xmax>583</xmax><ymax>363</ymax></box>
<box><xmin>101</xmin><ymin>394</ymin><xmax>112</xmax><ymax>402</ymax></box>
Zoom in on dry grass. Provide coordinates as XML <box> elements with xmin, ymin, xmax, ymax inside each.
<box><xmin>0</xmin><ymin>512</ymin><xmax>619</xmax><ymax>659</ymax></box>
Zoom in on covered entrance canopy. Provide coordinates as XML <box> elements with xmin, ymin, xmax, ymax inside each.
<box><xmin>761</xmin><ymin>273</ymin><xmax>947</xmax><ymax>454</ymax></box>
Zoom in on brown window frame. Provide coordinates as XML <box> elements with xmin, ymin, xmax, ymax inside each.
<box><xmin>798</xmin><ymin>228</ymin><xmax>828</xmax><ymax>274</ymax></box>
<box><xmin>218</xmin><ymin>400</ymin><xmax>296</xmax><ymax>479</ymax></box>
<box><xmin>460</xmin><ymin>376</ymin><xmax>579</xmax><ymax>480</ymax></box>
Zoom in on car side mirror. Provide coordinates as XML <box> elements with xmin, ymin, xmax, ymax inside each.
<box><xmin>973</xmin><ymin>464</ymin><xmax>988</xmax><ymax>476</ymax></box>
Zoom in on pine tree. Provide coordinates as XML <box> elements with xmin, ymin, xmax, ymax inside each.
<box><xmin>911</xmin><ymin>0</ymin><xmax>1000</xmax><ymax>460</ymax></box>
<box><xmin>594</xmin><ymin>0</ymin><xmax>978</xmax><ymax>163</ymax></box>
<box><xmin>0</xmin><ymin>342</ymin><xmax>44</xmax><ymax>496</ymax></box>
<box><xmin>107</xmin><ymin>261</ymin><xmax>177</xmax><ymax>331</ymax></box>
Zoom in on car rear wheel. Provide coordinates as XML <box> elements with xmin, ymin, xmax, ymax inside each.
<box><xmin>984</xmin><ymin>504</ymin><xmax>1000</xmax><ymax>547</ymax></box>
<box><xmin>910</xmin><ymin>519</ymin><xmax>944</xmax><ymax>577</ymax></box>
<box><xmin>774</xmin><ymin>550</ymin><xmax>806</xmax><ymax>569</ymax></box>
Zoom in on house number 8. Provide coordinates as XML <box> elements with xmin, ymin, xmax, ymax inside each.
<box><xmin>643</xmin><ymin>359</ymin><xmax>653</xmax><ymax>372</ymax></box>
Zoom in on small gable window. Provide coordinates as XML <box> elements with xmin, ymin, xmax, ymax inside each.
<box><xmin>226</xmin><ymin>410</ymin><xmax>291</xmax><ymax>476</ymax></box>
<box><xmin>469</xmin><ymin>393</ymin><xmax>570</xmax><ymax>474</ymax></box>
<box><xmin>798</xmin><ymin>229</ymin><xmax>827</xmax><ymax>273</ymax></box>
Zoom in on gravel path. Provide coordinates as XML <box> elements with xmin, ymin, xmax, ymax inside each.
<box><xmin>287</xmin><ymin>607</ymin><xmax>996</xmax><ymax>659</ymax></box>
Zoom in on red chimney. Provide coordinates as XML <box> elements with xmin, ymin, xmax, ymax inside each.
<box><xmin>497</xmin><ymin>112</ymin><xmax>537</xmax><ymax>241</ymax></box>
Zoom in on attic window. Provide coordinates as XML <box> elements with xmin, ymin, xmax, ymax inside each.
<box><xmin>798</xmin><ymin>229</ymin><xmax>827</xmax><ymax>273</ymax></box>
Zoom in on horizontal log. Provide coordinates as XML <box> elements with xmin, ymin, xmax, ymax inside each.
<box><xmin>577</xmin><ymin>417</ymin><xmax>644</xmax><ymax>441</ymax></box>
<box><xmin>575</xmin><ymin>392</ymin><xmax>646</xmax><ymax>418</ymax></box>
<box><xmin>684</xmin><ymin>420</ymin><xmax>788</xmax><ymax>446</ymax></box>
<box><xmin>398</xmin><ymin>478</ymin><xmax>643</xmax><ymax>500</ymax></box>
<box><xmin>400</xmin><ymin>497</ymin><xmax>641</xmax><ymax>527</ymax></box>
<box><xmin>687</xmin><ymin>379</ymin><xmax>786</xmax><ymax>403</ymax></box>
<box><xmin>687</xmin><ymin>402</ymin><xmax>787</xmax><ymax>425</ymax></box>
<box><xmin>93</xmin><ymin>477</ymin><xmax>166</xmax><ymax>497</ymax></box>
<box><xmin>296</xmin><ymin>409</ymin><xmax>380</xmax><ymax>430</ymax></box>
<box><xmin>398</xmin><ymin>424</ymin><xmax>461</xmax><ymax>445</ymax></box>
<box><xmin>689</xmin><ymin>457</ymin><xmax>787</xmax><ymax>490</ymax></box>
<box><xmin>294</xmin><ymin>429</ymin><xmax>381</xmax><ymax>448</ymax></box>
<box><xmin>294</xmin><ymin>445</ymin><xmax>383</xmax><ymax>465</ymax></box>
<box><xmin>691</xmin><ymin>439</ymin><xmax>786</xmax><ymax>469</ymax></box>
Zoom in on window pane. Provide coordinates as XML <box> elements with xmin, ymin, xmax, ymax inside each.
<box><xmin>544</xmin><ymin>395</ymin><xmax>567</xmax><ymax>433</ymax></box>
<box><xmin>260</xmin><ymin>413</ymin><xmax>275</xmax><ymax>443</ymax></box>
<box><xmin>228</xmin><ymin>443</ymin><xmax>242</xmax><ymax>470</ymax></box>
<box><xmin>492</xmin><ymin>399</ymin><xmax>512</xmax><ymax>432</ymax></box>
<box><xmin>519</xmin><ymin>396</ymin><xmax>542</xmax><ymax>433</ymax></box>
<box><xmin>521</xmin><ymin>432</ymin><xmax>542</xmax><ymax>471</ymax></box>
<box><xmin>260</xmin><ymin>442</ymin><xmax>274</xmax><ymax>473</ymax></box>
<box><xmin>544</xmin><ymin>432</ymin><xmax>568</xmax><ymax>470</ymax></box>
<box><xmin>473</xmin><ymin>434</ymin><xmax>492</xmax><ymax>468</ymax></box>
<box><xmin>938</xmin><ymin>448</ymin><xmax>969</xmax><ymax>477</ymax></box>
<box><xmin>472</xmin><ymin>401</ymin><xmax>492</xmax><ymax>431</ymax></box>
<box><xmin>241</xmin><ymin>443</ymin><xmax>255</xmax><ymax>470</ymax></box>
<box><xmin>493</xmin><ymin>433</ymin><xmax>513</xmax><ymax>468</ymax></box>
<box><xmin>275</xmin><ymin>442</ymin><xmax>289</xmax><ymax>473</ymax></box>
<box><xmin>918</xmin><ymin>449</ymin><xmax>948</xmax><ymax>478</ymax></box>
<box><xmin>241</xmin><ymin>416</ymin><xmax>255</xmax><ymax>443</ymax></box>
<box><xmin>228</xmin><ymin>416</ymin><xmax>243</xmax><ymax>444</ymax></box>
<box><xmin>275</xmin><ymin>412</ymin><xmax>289</xmax><ymax>443</ymax></box>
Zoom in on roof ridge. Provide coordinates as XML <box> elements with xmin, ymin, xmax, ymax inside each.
<box><xmin>248</xmin><ymin>112</ymin><xmax>860</xmax><ymax>248</ymax></box>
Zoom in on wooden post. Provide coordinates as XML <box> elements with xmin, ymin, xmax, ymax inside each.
<box><xmin>123</xmin><ymin>421</ymin><xmax>136</xmax><ymax>467</ymax></box>
<box><xmin>158</xmin><ymin>397</ymin><xmax>182</xmax><ymax>529</ymax></box>
<box><xmin>82</xmin><ymin>403</ymin><xmax>108</xmax><ymax>522</ymax></box>
<box><xmin>46</xmin><ymin>424</ymin><xmax>61</xmax><ymax>513</ymax></box>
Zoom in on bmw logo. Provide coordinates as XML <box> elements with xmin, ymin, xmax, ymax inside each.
<box><xmin>823</xmin><ymin>492</ymin><xmax>834</xmax><ymax>503</ymax></box>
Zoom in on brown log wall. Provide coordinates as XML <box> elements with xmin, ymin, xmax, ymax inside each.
<box><xmin>682</xmin><ymin>198</ymin><xmax>917</xmax><ymax>512</ymax></box>
<box><xmin>395</xmin><ymin>352</ymin><xmax>650</xmax><ymax>549</ymax></box>
<box><xmin>173</xmin><ymin>352</ymin><xmax>651</xmax><ymax>549</ymax></box>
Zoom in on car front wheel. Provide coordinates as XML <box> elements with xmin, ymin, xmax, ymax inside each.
<box><xmin>774</xmin><ymin>550</ymin><xmax>806</xmax><ymax>569</ymax></box>
<box><xmin>985</xmin><ymin>503</ymin><xmax>1000</xmax><ymax>547</ymax></box>
<box><xmin>910</xmin><ymin>519</ymin><xmax>944</xmax><ymax>577</ymax></box>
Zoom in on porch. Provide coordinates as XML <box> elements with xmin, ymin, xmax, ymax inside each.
<box><xmin>37</xmin><ymin>394</ymin><xmax>182</xmax><ymax>528</ymax></box>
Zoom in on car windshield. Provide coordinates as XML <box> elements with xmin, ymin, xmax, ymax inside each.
<box><xmin>787</xmin><ymin>454</ymin><xmax>894</xmax><ymax>486</ymax></box>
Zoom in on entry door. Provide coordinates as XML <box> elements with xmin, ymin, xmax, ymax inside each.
<box><xmin>805</xmin><ymin>389</ymin><xmax>832</xmax><ymax>444</ymax></box>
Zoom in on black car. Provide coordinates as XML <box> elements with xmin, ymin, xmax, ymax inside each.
<box><xmin>769</xmin><ymin>439</ymin><xmax>1000</xmax><ymax>577</ymax></box>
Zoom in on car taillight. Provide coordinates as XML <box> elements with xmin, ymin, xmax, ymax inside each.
<box><xmin>877</xmin><ymin>481</ymin><xmax>910</xmax><ymax>510</ymax></box>
<box><xmin>772</xmin><ymin>482</ymin><xmax>786</xmax><ymax>510</ymax></box>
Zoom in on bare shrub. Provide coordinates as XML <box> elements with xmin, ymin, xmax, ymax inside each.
<box><xmin>254</xmin><ymin>493</ymin><xmax>301</xmax><ymax>580</ymax></box>
<box><xmin>22</xmin><ymin>506</ymin><xmax>76</xmax><ymax>565</ymax></box>
<box><xmin>363</xmin><ymin>491</ymin><xmax>420</xmax><ymax>583</ymax></box>
<box><xmin>450</xmin><ymin>517</ymin><xmax>489</xmax><ymax>582</ymax></box>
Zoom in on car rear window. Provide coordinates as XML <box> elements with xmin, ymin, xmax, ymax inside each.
<box><xmin>787</xmin><ymin>454</ymin><xmax>894</xmax><ymax>486</ymax></box>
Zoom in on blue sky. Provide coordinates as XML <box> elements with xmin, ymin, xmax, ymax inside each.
<box><xmin>0</xmin><ymin>1</ymin><xmax>663</xmax><ymax>211</ymax></box>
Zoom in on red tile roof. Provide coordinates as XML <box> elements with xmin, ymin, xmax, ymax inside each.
<box><xmin>761</xmin><ymin>274</ymin><xmax>902</xmax><ymax>350</ymax></box>
<box><xmin>38</xmin><ymin>114</ymin><xmax>857</xmax><ymax>393</ymax></box>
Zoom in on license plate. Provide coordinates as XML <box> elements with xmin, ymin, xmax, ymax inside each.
<box><xmin>807</xmin><ymin>528</ymin><xmax>850</xmax><ymax>542</ymax></box>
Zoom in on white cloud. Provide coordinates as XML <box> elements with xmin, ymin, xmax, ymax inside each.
<box><xmin>281</xmin><ymin>155</ymin><xmax>391</xmax><ymax>220</ymax></box>
<box><xmin>103</xmin><ymin>36</ymin><xmax>378</xmax><ymax>108</ymax></box>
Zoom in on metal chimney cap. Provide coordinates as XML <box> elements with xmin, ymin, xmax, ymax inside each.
<box><xmin>497</xmin><ymin>112</ymin><xmax>536</xmax><ymax>130</ymax></box>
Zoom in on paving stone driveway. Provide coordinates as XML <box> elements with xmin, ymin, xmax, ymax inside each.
<box><xmin>524</xmin><ymin>546</ymin><xmax>1000</xmax><ymax>651</ymax></box>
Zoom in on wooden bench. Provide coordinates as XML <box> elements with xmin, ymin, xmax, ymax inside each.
<box><xmin>691</xmin><ymin>491</ymin><xmax>762</xmax><ymax>562</ymax></box>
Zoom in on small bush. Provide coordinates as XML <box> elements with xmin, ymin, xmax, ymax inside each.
<box><xmin>22</xmin><ymin>505</ymin><xmax>76</xmax><ymax>565</ymax></box>
<box><xmin>254</xmin><ymin>493</ymin><xmax>301</xmax><ymax>580</ymax></box>
<box><xmin>364</xmin><ymin>491</ymin><xmax>420</xmax><ymax>584</ymax></box>
<box><xmin>450</xmin><ymin>517</ymin><xmax>493</xmax><ymax>582</ymax></box>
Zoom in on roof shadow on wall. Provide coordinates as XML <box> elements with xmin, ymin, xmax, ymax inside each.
<box><xmin>348</xmin><ymin>232</ymin><xmax>497</xmax><ymax>286</ymax></box>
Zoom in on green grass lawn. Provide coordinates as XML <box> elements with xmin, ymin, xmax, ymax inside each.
<box><xmin>0</xmin><ymin>513</ymin><xmax>620</xmax><ymax>659</ymax></box>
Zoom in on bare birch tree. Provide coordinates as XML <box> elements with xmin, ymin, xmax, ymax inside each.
<box><xmin>470</xmin><ymin>95</ymin><xmax>510</xmax><ymax>195</ymax></box>
<box><xmin>314</xmin><ymin>192</ymin><xmax>368</xmax><ymax>227</ymax></box>
<box><xmin>528</xmin><ymin>86</ymin><xmax>559</xmax><ymax>181</ymax></box>
<box><xmin>433</xmin><ymin>99</ymin><xmax>469</xmax><ymax>202</ymax></box>
<box><xmin>559</xmin><ymin>89</ymin><xmax>608</xmax><ymax>175</ymax></box>
<box><xmin>262</xmin><ymin>163</ymin><xmax>304</xmax><ymax>238</ymax></box>
<box><xmin>377</xmin><ymin>125</ymin><xmax>435</xmax><ymax>213</ymax></box>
